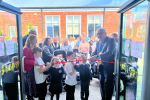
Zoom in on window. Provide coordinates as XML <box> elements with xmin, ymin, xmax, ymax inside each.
<box><xmin>66</xmin><ymin>16</ymin><xmax>81</xmax><ymax>38</ymax></box>
<box><xmin>46</xmin><ymin>16</ymin><xmax>60</xmax><ymax>38</ymax></box>
<box><xmin>87</xmin><ymin>15</ymin><xmax>103</xmax><ymax>37</ymax></box>
<box><xmin>28</xmin><ymin>26</ymin><xmax>38</xmax><ymax>35</ymax></box>
<box><xmin>10</xmin><ymin>26</ymin><xmax>16</xmax><ymax>37</ymax></box>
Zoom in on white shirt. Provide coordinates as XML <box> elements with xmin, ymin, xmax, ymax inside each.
<box><xmin>65</xmin><ymin>62</ymin><xmax>77</xmax><ymax>86</ymax></box>
<box><xmin>71</xmin><ymin>41</ymin><xmax>75</xmax><ymax>49</ymax></box>
<box><xmin>34</xmin><ymin>57</ymin><xmax>47</xmax><ymax>84</ymax></box>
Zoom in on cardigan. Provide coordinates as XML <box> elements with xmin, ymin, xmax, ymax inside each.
<box><xmin>23</xmin><ymin>47</ymin><xmax>35</xmax><ymax>71</ymax></box>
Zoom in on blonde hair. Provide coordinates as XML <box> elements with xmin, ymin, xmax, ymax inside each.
<box><xmin>62</xmin><ymin>38</ymin><xmax>68</xmax><ymax>46</ymax></box>
<box><xmin>53</xmin><ymin>37</ymin><xmax>59</xmax><ymax>48</ymax></box>
<box><xmin>51</xmin><ymin>56</ymin><xmax>59</xmax><ymax>66</ymax></box>
<box><xmin>24</xmin><ymin>35</ymin><xmax>37</xmax><ymax>50</ymax></box>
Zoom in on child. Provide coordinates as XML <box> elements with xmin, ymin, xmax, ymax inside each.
<box><xmin>43</xmin><ymin>56</ymin><xmax>65</xmax><ymax>100</ymax></box>
<box><xmin>33</xmin><ymin>47</ymin><xmax>51</xmax><ymax>100</ymax></box>
<box><xmin>73</xmin><ymin>54</ymin><xmax>92</xmax><ymax>100</ymax></box>
<box><xmin>65</xmin><ymin>51</ymin><xmax>77</xmax><ymax>100</ymax></box>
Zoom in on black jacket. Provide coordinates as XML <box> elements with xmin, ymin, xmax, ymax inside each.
<box><xmin>74</xmin><ymin>63</ymin><xmax>92</xmax><ymax>82</ymax></box>
<box><xmin>22</xmin><ymin>34</ymin><xmax>29</xmax><ymax>47</ymax></box>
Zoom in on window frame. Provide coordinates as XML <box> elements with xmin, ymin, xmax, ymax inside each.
<box><xmin>66</xmin><ymin>15</ymin><xmax>81</xmax><ymax>38</ymax></box>
<box><xmin>45</xmin><ymin>15</ymin><xmax>60</xmax><ymax>38</ymax></box>
<box><xmin>87</xmin><ymin>15</ymin><xmax>103</xmax><ymax>37</ymax></box>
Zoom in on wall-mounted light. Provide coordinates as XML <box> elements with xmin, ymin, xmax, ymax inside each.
<box><xmin>34</xmin><ymin>13</ymin><xmax>37</xmax><ymax>16</ymax></box>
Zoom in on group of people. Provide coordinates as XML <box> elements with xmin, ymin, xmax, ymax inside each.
<box><xmin>23</xmin><ymin>28</ymin><xmax>118</xmax><ymax>100</ymax></box>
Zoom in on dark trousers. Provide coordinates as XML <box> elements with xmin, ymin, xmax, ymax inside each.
<box><xmin>66</xmin><ymin>84</ymin><xmax>75</xmax><ymax>100</ymax></box>
<box><xmin>4</xmin><ymin>82</ymin><xmax>18</xmax><ymax>100</ymax></box>
<box><xmin>99</xmin><ymin>71</ymin><xmax>115</xmax><ymax>100</ymax></box>
<box><xmin>81</xmin><ymin>81</ymin><xmax>90</xmax><ymax>100</ymax></box>
<box><xmin>36</xmin><ymin>81</ymin><xmax>47</xmax><ymax>100</ymax></box>
<box><xmin>51</xmin><ymin>94</ymin><xmax>60</xmax><ymax>100</ymax></box>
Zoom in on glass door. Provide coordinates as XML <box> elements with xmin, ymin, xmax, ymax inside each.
<box><xmin>0</xmin><ymin>9</ymin><xmax>22</xmax><ymax>100</ymax></box>
<box><xmin>118</xmin><ymin>1</ymin><xmax>148</xmax><ymax>100</ymax></box>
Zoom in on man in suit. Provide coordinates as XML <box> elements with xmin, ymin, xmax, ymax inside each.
<box><xmin>90</xmin><ymin>28</ymin><xmax>117</xmax><ymax>100</ymax></box>
<box><xmin>22</xmin><ymin>29</ymin><xmax>37</xmax><ymax>47</ymax></box>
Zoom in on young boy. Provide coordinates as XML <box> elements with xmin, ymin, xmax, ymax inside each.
<box><xmin>73</xmin><ymin>54</ymin><xmax>92</xmax><ymax>100</ymax></box>
<box><xmin>33</xmin><ymin>47</ymin><xmax>51</xmax><ymax>100</ymax></box>
<box><xmin>65</xmin><ymin>51</ymin><xmax>77</xmax><ymax>100</ymax></box>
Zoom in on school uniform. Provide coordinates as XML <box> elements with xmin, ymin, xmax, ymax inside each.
<box><xmin>65</xmin><ymin>62</ymin><xmax>77</xmax><ymax>100</ymax></box>
<box><xmin>34</xmin><ymin>57</ymin><xmax>47</xmax><ymax>100</ymax></box>
<box><xmin>74</xmin><ymin>63</ymin><xmax>92</xmax><ymax>100</ymax></box>
<box><xmin>43</xmin><ymin>65</ymin><xmax>65</xmax><ymax>100</ymax></box>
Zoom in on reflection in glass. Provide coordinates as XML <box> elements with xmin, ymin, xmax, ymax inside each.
<box><xmin>47</xmin><ymin>23</ymin><xmax>53</xmax><ymax>37</ymax></box>
<box><xmin>88</xmin><ymin>16</ymin><xmax>94</xmax><ymax>23</ymax></box>
<box><xmin>54</xmin><ymin>24</ymin><xmax>59</xmax><ymax>37</ymax></box>
<box><xmin>0</xmin><ymin>10</ymin><xmax>21</xmax><ymax>100</ymax></box>
<box><xmin>74</xmin><ymin>16</ymin><xmax>80</xmax><ymax>23</ymax></box>
<box><xmin>88</xmin><ymin>24</ymin><xmax>94</xmax><ymax>37</ymax></box>
<box><xmin>67</xmin><ymin>16</ymin><xmax>73</xmax><ymax>23</ymax></box>
<box><xmin>95</xmin><ymin>15</ymin><xmax>102</xmax><ymax>23</ymax></box>
<box><xmin>73</xmin><ymin>24</ymin><xmax>80</xmax><ymax>35</ymax></box>
<box><xmin>53</xmin><ymin>16</ymin><xmax>59</xmax><ymax>23</ymax></box>
<box><xmin>47</xmin><ymin>16</ymin><xmax>52</xmax><ymax>23</ymax></box>
<box><xmin>120</xmin><ymin>1</ymin><xmax>148</xmax><ymax>100</ymax></box>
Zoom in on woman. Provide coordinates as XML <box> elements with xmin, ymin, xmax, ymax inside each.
<box><xmin>23</xmin><ymin>35</ymin><xmax>39</xmax><ymax>100</ymax></box>
<box><xmin>52</xmin><ymin>37</ymin><xmax>60</xmax><ymax>50</ymax></box>
<box><xmin>78</xmin><ymin>37</ymin><xmax>89</xmax><ymax>57</ymax></box>
<box><xmin>39</xmin><ymin>37</ymin><xmax>45</xmax><ymax>49</ymax></box>
<box><xmin>59</xmin><ymin>38</ymin><xmax>64</xmax><ymax>48</ymax></box>
<box><xmin>42</xmin><ymin>38</ymin><xmax>54</xmax><ymax>64</ymax></box>
<box><xmin>60</xmin><ymin>38</ymin><xmax>72</xmax><ymax>52</ymax></box>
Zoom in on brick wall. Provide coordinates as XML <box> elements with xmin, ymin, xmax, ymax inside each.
<box><xmin>21</xmin><ymin>11</ymin><xmax>120</xmax><ymax>40</ymax></box>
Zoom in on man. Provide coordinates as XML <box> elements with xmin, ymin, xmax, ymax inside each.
<box><xmin>90</xmin><ymin>28</ymin><xmax>117</xmax><ymax>100</ymax></box>
<box><xmin>22</xmin><ymin>29</ymin><xmax>37</xmax><ymax>47</ymax></box>
<box><xmin>110</xmin><ymin>33</ymin><xmax>118</xmax><ymax>43</ymax></box>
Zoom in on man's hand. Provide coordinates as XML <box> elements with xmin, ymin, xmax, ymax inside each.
<box><xmin>90</xmin><ymin>80</ymin><xmax>92</xmax><ymax>82</ymax></box>
<box><xmin>63</xmin><ymin>74</ymin><xmax>65</xmax><ymax>78</ymax></box>
<box><xmin>90</xmin><ymin>55</ymin><xmax>97</xmax><ymax>61</ymax></box>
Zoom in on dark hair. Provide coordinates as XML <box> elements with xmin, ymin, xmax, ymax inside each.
<box><xmin>44</xmin><ymin>38</ymin><xmax>50</xmax><ymax>45</ymax></box>
<box><xmin>66</xmin><ymin>50</ymin><xmax>74</xmax><ymax>57</ymax></box>
<box><xmin>111</xmin><ymin>33</ymin><xmax>118</xmax><ymax>37</ymax></box>
<box><xmin>33</xmin><ymin>47</ymin><xmax>42</xmax><ymax>54</ymax></box>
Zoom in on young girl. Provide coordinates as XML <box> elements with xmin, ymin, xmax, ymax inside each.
<box><xmin>43</xmin><ymin>57</ymin><xmax>65</xmax><ymax>100</ymax></box>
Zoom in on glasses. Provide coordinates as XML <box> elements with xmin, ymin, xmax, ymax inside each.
<box><xmin>96</xmin><ymin>32</ymin><xmax>104</xmax><ymax>36</ymax></box>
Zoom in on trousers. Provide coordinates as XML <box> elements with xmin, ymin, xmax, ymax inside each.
<box><xmin>81</xmin><ymin>80</ymin><xmax>90</xmax><ymax>100</ymax></box>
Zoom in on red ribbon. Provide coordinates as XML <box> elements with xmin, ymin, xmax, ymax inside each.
<box><xmin>43</xmin><ymin>59</ymin><xmax>115</xmax><ymax>65</ymax></box>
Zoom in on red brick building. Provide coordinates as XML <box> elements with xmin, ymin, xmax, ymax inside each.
<box><xmin>20</xmin><ymin>7</ymin><xmax>120</xmax><ymax>41</ymax></box>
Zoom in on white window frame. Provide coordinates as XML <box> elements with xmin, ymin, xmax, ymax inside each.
<box><xmin>28</xmin><ymin>26</ymin><xmax>38</xmax><ymax>35</ymax></box>
<box><xmin>45</xmin><ymin>15</ymin><xmax>60</xmax><ymax>38</ymax></box>
<box><xmin>87</xmin><ymin>15</ymin><xmax>103</xmax><ymax>37</ymax></box>
<box><xmin>10</xmin><ymin>26</ymin><xmax>16</xmax><ymax>38</ymax></box>
<box><xmin>66</xmin><ymin>15</ymin><xmax>81</xmax><ymax>38</ymax></box>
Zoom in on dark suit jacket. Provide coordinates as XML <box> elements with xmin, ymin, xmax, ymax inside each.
<box><xmin>91</xmin><ymin>36</ymin><xmax>117</xmax><ymax>76</ymax></box>
<box><xmin>22</xmin><ymin>34</ymin><xmax>29</xmax><ymax>47</ymax></box>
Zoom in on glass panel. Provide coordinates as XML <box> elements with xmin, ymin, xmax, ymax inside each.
<box><xmin>47</xmin><ymin>23</ymin><xmax>53</xmax><ymax>37</ymax></box>
<box><xmin>74</xmin><ymin>16</ymin><xmax>80</xmax><ymax>23</ymax></box>
<box><xmin>88</xmin><ymin>16</ymin><xmax>94</xmax><ymax>23</ymax></box>
<box><xmin>67</xmin><ymin>16</ymin><xmax>73</xmax><ymax>23</ymax></box>
<box><xmin>53</xmin><ymin>16</ymin><xmax>59</xmax><ymax>23</ymax></box>
<box><xmin>95</xmin><ymin>15</ymin><xmax>102</xmax><ymax>23</ymax></box>
<box><xmin>119</xmin><ymin>1</ymin><xmax>148</xmax><ymax>100</ymax></box>
<box><xmin>46</xmin><ymin>16</ymin><xmax>52</xmax><ymax>23</ymax></box>
<box><xmin>88</xmin><ymin>24</ymin><xmax>94</xmax><ymax>37</ymax></box>
<box><xmin>73</xmin><ymin>24</ymin><xmax>80</xmax><ymax>35</ymax></box>
<box><xmin>0</xmin><ymin>10</ymin><xmax>21</xmax><ymax>100</ymax></box>
<box><xmin>53</xmin><ymin>24</ymin><xmax>59</xmax><ymax>37</ymax></box>
<box><xmin>67</xmin><ymin>24</ymin><xmax>73</xmax><ymax>37</ymax></box>
<box><xmin>95</xmin><ymin>23</ymin><xmax>102</xmax><ymax>36</ymax></box>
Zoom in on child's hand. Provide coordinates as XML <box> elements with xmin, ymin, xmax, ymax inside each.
<box><xmin>46</xmin><ymin>62</ymin><xmax>51</xmax><ymax>67</ymax></box>
<box><xmin>63</xmin><ymin>74</ymin><xmax>65</xmax><ymax>78</ymax></box>
<box><xmin>90</xmin><ymin>80</ymin><xmax>92</xmax><ymax>82</ymax></box>
<box><xmin>34</xmin><ymin>62</ymin><xmax>39</xmax><ymax>66</ymax></box>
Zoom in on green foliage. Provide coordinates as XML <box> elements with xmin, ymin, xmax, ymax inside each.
<box><xmin>24</xmin><ymin>22</ymin><xmax>36</xmax><ymax>36</ymax></box>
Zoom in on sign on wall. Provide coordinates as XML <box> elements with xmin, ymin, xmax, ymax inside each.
<box><xmin>6</xmin><ymin>40</ymin><xmax>14</xmax><ymax>55</ymax></box>
<box><xmin>131</xmin><ymin>41</ymin><xmax>143</xmax><ymax>59</ymax></box>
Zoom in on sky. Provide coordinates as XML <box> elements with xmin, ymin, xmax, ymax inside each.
<box><xmin>3</xmin><ymin>0</ymin><xmax>128</xmax><ymax>7</ymax></box>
